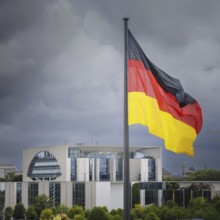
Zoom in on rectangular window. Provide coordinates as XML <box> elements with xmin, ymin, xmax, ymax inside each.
<box><xmin>89</xmin><ymin>158</ymin><xmax>93</xmax><ymax>181</ymax></box>
<box><xmin>99</xmin><ymin>159</ymin><xmax>110</xmax><ymax>181</ymax></box>
<box><xmin>73</xmin><ymin>182</ymin><xmax>85</xmax><ymax>208</ymax></box>
<box><xmin>202</xmin><ymin>189</ymin><xmax>211</xmax><ymax>202</ymax></box>
<box><xmin>148</xmin><ymin>159</ymin><xmax>156</xmax><ymax>181</ymax></box>
<box><xmin>49</xmin><ymin>182</ymin><xmax>61</xmax><ymax>206</ymax></box>
<box><xmin>145</xmin><ymin>190</ymin><xmax>158</xmax><ymax>205</ymax></box>
<box><xmin>28</xmin><ymin>182</ymin><xmax>38</xmax><ymax>206</ymax></box>
<box><xmin>71</xmin><ymin>158</ymin><xmax>77</xmax><ymax>181</ymax></box>
<box><xmin>174</xmin><ymin>189</ymin><xmax>185</xmax><ymax>207</ymax></box>
<box><xmin>16</xmin><ymin>182</ymin><xmax>22</xmax><ymax>204</ymax></box>
<box><xmin>69</xmin><ymin>148</ymin><xmax>80</xmax><ymax>158</ymax></box>
<box><xmin>116</xmin><ymin>159</ymin><xmax>123</xmax><ymax>181</ymax></box>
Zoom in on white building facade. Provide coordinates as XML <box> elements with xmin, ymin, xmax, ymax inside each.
<box><xmin>0</xmin><ymin>164</ymin><xmax>16</xmax><ymax>178</ymax></box>
<box><xmin>0</xmin><ymin>145</ymin><xmax>162</xmax><ymax>210</ymax></box>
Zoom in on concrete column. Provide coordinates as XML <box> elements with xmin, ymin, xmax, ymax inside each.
<box><xmin>141</xmin><ymin>159</ymin><xmax>148</xmax><ymax>182</ymax></box>
<box><xmin>140</xmin><ymin>189</ymin><xmax>145</xmax><ymax>206</ymax></box>
<box><xmin>38</xmin><ymin>181</ymin><xmax>49</xmax><ymax>197</ymax></box>
<box><xmin>5</xmin><ymin>182</ymin><xmax>16</xmax><ymax>208</ymax></box>
<box><xmin>95</xmin><ymin>159</ymin><xmax>99</xmax><ymax>181</ymax></box>
<box><xmin>22</xmin><ymin>182</ymin><xmax>29</xmax><ymax>208</ymax></box>
<box><xmin>61</xmin><ymin>182</ymin><xmax>72</xmax><ymax>207</ymax></box>
<box><xmin>110</xmin><ymin>159</ymin><xmax>116</xmax><ymax>182</ymax></box>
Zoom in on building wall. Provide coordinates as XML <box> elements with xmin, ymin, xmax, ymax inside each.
<box><xmin>130</xmin><ymin>159</ymin><xmax>141</xmax><ymax>181</ymax></box>
<box><xmin>4</xmin><ymin>182</ymin><xmax>16</xmax><ymax>208</ymax></box>
<box><xmin>0</xmin><ymin>164</ymin><xmax>16</xmax><ymax>178</ymax></box>
<box><xmin>23</xmin><ymin>145</ymin><xmax>70</xmax><ymax>182</ymax></box>
<box><xmin>76</xmin><ymin>158</ymin><xmax>89</xmax><ymax>181</ymax></box>
<box><xmin>15</xmin><ymin>145</ymin><xmax>163</xmax><ymax>210</ymax></box>
<box><xmin>95</xmin><ymin>182</ymin><xmax>111</xmax><ymax>208</ymax></box>
<box><xmin>111</xmin><ymin>183</ymin><xmax>123</xmax><ymax>210</ymax></box>
<box><xmin>22</xmin><ymin>182</ymin><xmax>28</xmax><ymax>208</ymax></box>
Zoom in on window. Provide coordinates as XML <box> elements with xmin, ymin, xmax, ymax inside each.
<box><xmin>202</xmin><ymin>189</ymin><xmax>211</xmax><ymax>202</ymax></box>
<box><xmin>16</xmin><ymin>182</ymin><xmax>22</xmax><ymax>204</ymax></box>
<box><xmin>89</xmin><ymin>158</ymin><xmax>93</xmax><ymax>181</ymax></box>
<box><xmin>28</xmin><ymin>182</ymin><xmax>38</xmax><ymax>206</ymax></box>
<box><xmin>99</xmin><ymin>159</ymin><xmax>110</xmax><ymax>181</ymax></box>
<box><xmin>116</xmin><ymin>159</ymin><xmax>123</xmax><ymax>181</ymax></box>
<box><xmin>148</xmin><ymin>159</ymin><xmax>156</xmax><ymax>181</ymax></box>
<box><xmin>69</xmin><ymin>148</ymin><xmax>80</xmax><ymax>158</ymax></box>
<box><xmin>27</xmin><ymin>151</ymin><xmax>61</xmax><ymax>181</ymax></box>
<box><xmin>71</xmin><ymin>158</ymin><xmax>77</xmax><ymax>181</ymax></box>
<box><xmin>145</xmin><ymin>190</ymin><xmax>158</xmax><ymax>205</ymax></box>
<box><xmin>73</xmin><ymin>182</ymin><xmax>85</xmax><ymax>208</ymax></box>
<box><xmin>49</xmin><ymin>182</ymin><xmax>61</xmax><ymax>206</ymax></box>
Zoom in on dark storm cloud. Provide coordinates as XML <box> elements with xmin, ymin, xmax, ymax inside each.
<box><xmin>0</xmin><ymin>0</ymin><xmax>51</xmax><ymax>42</ymax></box>
<box><xmin>0</xmin><ymin>0</ymin><xmax>220</xmax><ymax>173</ymax></box>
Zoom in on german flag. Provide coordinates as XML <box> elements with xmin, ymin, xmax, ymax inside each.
<box><xmin>128</xmin><ymin>29</ymin><xmax>203</xmax><ymax>156</ymax></box>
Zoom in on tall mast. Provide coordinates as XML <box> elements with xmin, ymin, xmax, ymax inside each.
<box><xmin>123</xmin><ymin>17</ymin><xmax>130</xmax><ymax>220</ymax></box>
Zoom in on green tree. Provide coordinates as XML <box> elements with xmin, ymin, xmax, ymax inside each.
<box><xmin>74</xmin><ymin>214</ymin><xmax>86</xmax><ymax>220</ymax></box>
<box><xmin>13</xmin><ymin>174</ymin><xmax>23</xmax><ymax>182</ymax></box>
<box><xmin>143</xmin><ymin>205</ymin><xmax>160</xmax><ymax>219</ymax></box>
<box><xmin>188</xmin><ymin>169</ymin><xmax>220</xmax><ymax>181</ymax></box>
<box><xmin>26</xmin><ymin>206</ymin><xmax>37</xmax><ymax>220</ymax></box>
<box><xmin>67</xmin><ymin>205</ymin><xmax>84</xmax><ymax>219</ymax></box>
<box><xmin>130</xmin><ymin>204</ymin><xmax>144</xmax><ymax>220</ymax></box>
<box><xmin>163</xmin><ymin>207</ymin><xmax>190</xmax><ymax>220</ymax></box>
<box><xmin>144</xmin><ymin>212</ymin><xmax>160</xmax><ymax>220</ymax></box>
<box><xmin>13</xmin><ymin>203</ymin><xmax>26</xmax><ymax>219</ymax></box>
<box><xmin>110</xmin><ymin>208</ymin><xmax>123</xmax><ymax>220</ymax></box>
<box><xmin>111</xmin><ymin>214</ymin><xmax>123</xmax><ymax>220</ymax></box>
<box><xmin>4</xmin><ymin>206</ymin><xmax>13</xmax><ymax>220</ymax></box>
<box><xmin>87</xmin><ymin>206</ymin><xmax>111</xmax><ymax>220</ymax></box>
<box><xmin>4</xmin><ymin>172</ymin><xmax>16</xmax><ymax>181</ymax></box>
<box><xmin>40</xmin><ymin>208</ymin><xmax>54</xmax><ymax>220</ymax></box>
<box><xmin>34</xmin><ymin>194</ymin><xmax>53</xmax><ymax>218</ymax></box>
<box><xmin>188</xmin><ymin>196</ymin><xmax>207</xmax><ymax>210</ymax></box>
<box><xmin>53</xmin><ymin>204</ymin><xmax>69</xmax><ymax>215</ymax></box>
<box><xmin>132</xmin><ymin>183</ymin><xmax>140</xmax><ymax>207</ymax></box>
<box><xmin>0</xmin><ymin>172</ymin><xmax>22</xmax><ymax>182</ymax></box>
<box><xmin>61</xmin><ymin>213</ymin><xmax>69</xmax><ymax>220</ymax></box>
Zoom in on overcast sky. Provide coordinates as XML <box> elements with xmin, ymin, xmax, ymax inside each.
<box><xmin>0</xmin><ymin>0</ymin><xmax>220</xmax><ymax>174</ymax></box>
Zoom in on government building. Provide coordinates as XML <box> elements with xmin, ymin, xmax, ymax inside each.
<box><xmin>0</xmin><ymin>145</ymin><xmax>163</xmax><ymax>210</ymax></box>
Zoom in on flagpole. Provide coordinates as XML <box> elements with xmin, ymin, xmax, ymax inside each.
<box><xmin>123</xmin><ymin>17</ymin><xmax>130</xmax><ymax>220</ymax></box>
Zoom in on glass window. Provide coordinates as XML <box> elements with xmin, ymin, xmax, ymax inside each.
<box><xmin>27</xmin><ymin>151</ymin><xmax>61</xmax><ymax>181</ymax></box>
<box><xmin>28</xmin><ymin>182</ymin><xmax>38</xmax><ymax>206</ymax></box>
<box><xmin>49</xmin><ymin>182</ymin><xmax>61</xmax><ymax>206</ymax></box>
<box><xmin>145</xmin><ymin>190</ymin><xmax>158</xmax><ymax>205</ymax></box>
<box><xmin>99</xmin><ymin>158</ymin><xmax>110</xmax><ymax>181</ymax></box>
<box><xmin>71</xmin><ymin>158</ymin><xmax>76</xmax><ymax>181</ymax></box>
<box><xmin>69</xmin><ymin>148</ymin><xmax>80</xmax><ymax>158</ymax></box>
<box><xmin>16</xmin><ymin>182</ymin><xmax>22</xmax><ymax>204</ymax></box>
<box><xmin>73</xmin><ymin>182</ymin><xmax>85</xmax><ymax>208</ymax></box>
<box><xmin>116</xmin><ymin>159</ymin><xmax>123</xmax><ymax>181</ymax></box>
<box><xmin>174</xmin><ymin>189</ymin><xmax>185</xmax><ymax>207</ymax></box>
<box><xmin>148</xmin><ymin>159</ymin><xmax>156</xmax><ymax>181</ymax></box>
<box><xmin>89</xmin><ymin>158</ymin><xmax>93</xmax><ymax>181</ymax></box>
<box><xmin>202</xmin><ymin>189</ymin><xmax>211</xmax><ymax>202</ymax></box>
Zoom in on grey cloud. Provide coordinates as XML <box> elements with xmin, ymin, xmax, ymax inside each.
<box><xmin>0</xmin><ymin>0</ymin><xmax>220</xmax><ymax>174</ymax></box>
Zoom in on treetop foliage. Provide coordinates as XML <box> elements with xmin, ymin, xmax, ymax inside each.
<box><xmin>187</xmin><ymin>169</ymin><xmax>220</xmax><ymax>181</ymax></box>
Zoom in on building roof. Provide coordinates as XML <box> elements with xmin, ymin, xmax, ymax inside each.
<box><xmin>162</xmin><ymin>168</ymin><xmax>172</xmax><ymax>176</ymax></box>
<box><xmin>73</xmin><ymin>145</ymin><xmax>161</xmax><ymax>154</ymax></box>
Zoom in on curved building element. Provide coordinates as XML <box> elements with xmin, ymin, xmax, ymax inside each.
<box><xmin>27</xmin><ymin>151</ymin><xmax>61</xmax><ymax>181</ymax></box>
<box><xmin>23</xmin><ymin>145</ymin><xmax>71</xmax><ymax>182</ymax></box>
